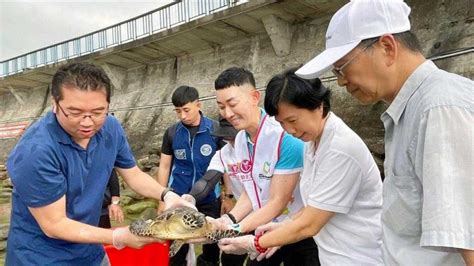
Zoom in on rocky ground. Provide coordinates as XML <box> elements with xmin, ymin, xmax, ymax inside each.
<box><xmin>0</xmin><ymin>164</ymin><xmax>11</xmax><ymax>265</ymax></box>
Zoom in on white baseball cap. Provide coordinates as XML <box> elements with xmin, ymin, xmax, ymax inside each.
<box><xmin>296</xmin><ymin>0</ymin><xmax>412</xmax><ymax>79</ymax></box>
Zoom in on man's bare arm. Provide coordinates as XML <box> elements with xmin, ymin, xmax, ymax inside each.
<box><xmin>238</xmin><ymin>172</ymin><xmax>299</xmax><ymax>232</ymax></box>
<box><xmin>461</xmin><ymin>249</ymin><xmax>474</xmax><ymax>265</ymax></box>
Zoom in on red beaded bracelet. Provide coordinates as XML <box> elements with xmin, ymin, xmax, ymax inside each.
<box><xmin>254</xmin><ymin>233</ymin><xmax>268</xmax><ymax>254</ymax></box>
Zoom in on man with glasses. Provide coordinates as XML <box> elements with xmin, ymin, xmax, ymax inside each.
<box><xmin>6</xmin><ymin>63</ymin><xmax>195</xmax><ymax>265</ymax></box>
<box><xmin>296</xmin><ymin>0</ymin><xmax>473</xmax><ymax>265</ymax></box>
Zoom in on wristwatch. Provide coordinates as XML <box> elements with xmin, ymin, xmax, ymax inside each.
<box><xmin>112</xmin><ymin>199</ymin><xmax>120</xmax><ymax>205</ymax></box>
<box><xmin>161</xmin><ymin>187</ymin><xmax>173</xmax><ymax>201</ymax></box>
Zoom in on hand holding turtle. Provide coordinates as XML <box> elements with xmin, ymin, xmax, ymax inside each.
<box><xmin>162</xmin><ymin>189</ymin><xmax>197</xmax><ymax>211</ymax></box>
<box><xmin>218</xmin><ymin>235</ymin><xmax>260</xmax><ymax>260</ymax></box>
<box><xmin>207</xmin><ymin>215</ymin><xmax>234</xmax><ymax>230</ymax></box>
<box><xmin>252</xmin><ymin>220</ymin><xmax>289</xmax><ymax>260</ymax></box>
<box><xmin>186</xmin><ymin>216</ymin><xmax>230</xmax><ymax>244</ymax></box>
<box><xmin>181</xmin><ymin>194</ymin><xmax>196</xmax><ymax>205</ymax></box>
<box><xmin>112</xmin><ymin>227</ymin><xmax>162</xmax><ymax>250</ymax></box>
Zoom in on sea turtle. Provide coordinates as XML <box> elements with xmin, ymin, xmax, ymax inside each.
<box><xmin>129</xmin><ymin>206</ymin><xmax>242</xmax><ymax>256</ymax></box>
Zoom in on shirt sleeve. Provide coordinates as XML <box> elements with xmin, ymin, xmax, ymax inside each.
<box><xmin>306</xmin><ymin>150</ymin><xmax>364</xmax><ymax>214</ymax></box>
<box><xmin>216</xmin><ymin>138</ymin><xmax>226</xmax><ymax>150</ymax></box>
<box><xmin>418</xmin><ymin>106</ymin><xmax>473</xmax><ymax>250</ymax></box>
<box><xmin>207</xmin><ymin>149</ymin><xmax>225</xmax><ymax>173</ymax></box>
<box><xmin>114</xmin><ymin>120</ymin><xmax>136</xmax><ymax>169</ymax></box>
<box><xmin>8</xmin><ymin>144</ymin><xmax>66</xmax><ymax>208</ymax></box>
<box><xmin>274</xmin><ymin>133</ymin><xmax>304</xmax><ymax>174</ymax></box>
<box><xmin>161</xmin><ymin>127</ymin><xmax>173</xmax><ymax>156</ymax></box>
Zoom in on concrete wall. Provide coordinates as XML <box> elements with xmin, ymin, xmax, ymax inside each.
<box><xmin>1</xmin><ymin>0</ymin><xmax>473</xmax><ymax>171</ymax></box>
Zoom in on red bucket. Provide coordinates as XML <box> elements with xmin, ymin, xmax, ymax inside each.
<box><xmin>104</xmin><ymin>242</ymin><xmax>169</xmax><ymax>266</ymax></box>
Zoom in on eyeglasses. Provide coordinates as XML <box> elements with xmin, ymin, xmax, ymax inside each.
<box><xmin>332</xmin><ymin>39</ymin><xmax>379</xmax><ymax>78</ymax></box>
<box><xmin>56</xmin><ymin>101</ymin><xmax>108</xmax><ymax>122</ymax></box>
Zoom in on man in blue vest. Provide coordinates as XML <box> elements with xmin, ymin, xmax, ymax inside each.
<box><xmin>157</xmin><ymin>85</ymin><xmax>223</xmax><ymax>266</ymax></box>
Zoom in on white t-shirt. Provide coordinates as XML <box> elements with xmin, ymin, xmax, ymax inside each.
<box><xmin>300</xmin><ymin>112</ymin><xmax>383</xmax><ymax>265</ymax></box>
<box><xmin>207</xmin><ymin>144</ymin><xmax>243</xmax><ymax>199</ymax></box>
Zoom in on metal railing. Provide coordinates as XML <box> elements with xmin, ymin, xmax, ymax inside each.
<box><xmin>0</xmin><ymin>0</ymin><xmax>246</xmax><ymax>77</ymax></box>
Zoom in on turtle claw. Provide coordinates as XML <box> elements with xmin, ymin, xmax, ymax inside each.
<box><xmin>169</xmin><ymin>240</ymin><xmax>185</xmax><ymax>257</ymax></box>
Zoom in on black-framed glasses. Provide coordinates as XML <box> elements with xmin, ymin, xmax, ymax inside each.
<box><xmin>56</xmin><ymin>101</ymin><xmax>108</xmax><ymax>122</ymax></box>
<box><xmin>332</xmin><ymin>39</ymin><xmax>379</xmax><ymax>78</ymax></box>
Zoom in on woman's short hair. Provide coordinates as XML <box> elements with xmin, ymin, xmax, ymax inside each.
<box><xmin>264</xmin><ymin>67</ymin><xmax>331</xmax><ymax>117</ymax></box>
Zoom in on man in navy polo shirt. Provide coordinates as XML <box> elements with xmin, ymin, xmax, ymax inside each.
<box><xmin>6</xmin><ymin>63</ymin><xmax>194</xmax><ymax>265</ymax></box>
<box><xmin>157</xmin><ymin>85</ymin><xmax>223</xmax><ymax>266</ymax></box>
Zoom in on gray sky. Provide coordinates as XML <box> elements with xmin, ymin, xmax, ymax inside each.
<box><xmin>0</xmin><ymin>0</ymin><xmax>173</xmax><ymax>61</ymax></box>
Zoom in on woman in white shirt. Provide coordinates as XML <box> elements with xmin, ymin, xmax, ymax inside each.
<box><xmin>218</xmin><ymin>68</ymin><xmax>384</xmax><ymax>265</ymax></box>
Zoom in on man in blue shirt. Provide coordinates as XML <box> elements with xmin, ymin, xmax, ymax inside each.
<box><xmin>6</xmin><ymin>63</ymin><xmax>194</xmax><ymax>265</ymax></box>
<box><xmin>157</xmin><ymin>85</ymin><xmax>223</xmax><ymax>266</ymax></box>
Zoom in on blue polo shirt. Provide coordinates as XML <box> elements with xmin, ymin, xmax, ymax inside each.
<box><xmin>6</xmin><ymin>111</ymin><xmax>136</xmax><ymax>265</ymax></box>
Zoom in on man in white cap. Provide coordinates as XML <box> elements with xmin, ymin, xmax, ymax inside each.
<box><xmin>296</xmin><ymin>0</ymin><xmax>473</xmax><ymax>265</ymax></box>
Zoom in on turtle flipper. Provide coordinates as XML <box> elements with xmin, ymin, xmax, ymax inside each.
<box><xmin>169</xmin><ymin>240</ymin><xmax>185</xmax><ymax>257</ymax></box>
<box><xmin>206</xmin><ymin>229</ymin><xmax>243</xmax><ymax>242</ymax></box>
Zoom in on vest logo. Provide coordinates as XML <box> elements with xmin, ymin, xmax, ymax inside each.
<box><xmin>174</xmin><ymin>149</ymin><xmax>186</xmax><ymax>160</ymax></box>
<box><xmin>200</xmin><ymin>144</ymin><xmax>213</xmax><ymax>156</ymax></box>
<box><xmin>228</xmin><ymin>164</ymin><xmax>239</xmax><ymax>175</ymax></box>
<box><xmin>262</xmin><ymin>161</ymin><xmax>271</xmax><ymax>175</ymax></box>
<box><xmin>240</xmin><ymin>160</ymin><xmax>252</xmax><ymax>173</ymax></box>
<box><xmin>258</xmin><ymin>161</ymin><xmax>272</xmax><ymax>179</ymax></box>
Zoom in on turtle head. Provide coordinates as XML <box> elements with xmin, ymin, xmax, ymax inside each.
<box><xmin>182</xmin><ymin>211</ymin><xmax>205</xmax><ymax>229</ymax></box>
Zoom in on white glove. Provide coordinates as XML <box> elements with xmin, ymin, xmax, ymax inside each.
<box><xmin>218</xmin><ymin>235</ymin><xmax>259</xmax><ymax>260</ymax></box>
<box><xmin>206</xmin><ymin>216</ymin><xmax>234</xmax><ymax>231</ymax></box>
<box><xmin>112</xmin><ymin>227</ymin><xmax>128</xmax><ymax>250</ymax></box>
<box><xmin>181</xmin><ymin>194</ymin><xmax>196</xmax><ymax>205</ymax></box>
<box><xmin>164</xmin><ymin>191</ymin><xmax>197</xmax><ymax>210</ymax></box>
<box><xmin>112</xmin><ymin>226</ymin><xmax>163</xmax><ymax>250</ymax></box>
<box><xmin>218</xmin><ymin>214</ymin><xmax>235</xmax><ymax>225</ymax></box>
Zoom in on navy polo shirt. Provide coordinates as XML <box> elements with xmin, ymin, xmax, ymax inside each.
<box><xmin>6</xmin><ymin>111</ymin><xmax>136</xmax><ymax>265</ymax></box>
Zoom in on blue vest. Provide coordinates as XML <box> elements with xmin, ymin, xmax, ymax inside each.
<box><xmin>169</xmin><ymin>115</ymin><xmax>220</xmax><ymax>203</ymax></box>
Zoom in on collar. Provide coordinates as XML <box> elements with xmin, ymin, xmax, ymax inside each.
<box><xmin>245</xmin><ymin>108</ymin><xmax>266</xmax><ymax>145</ymax></box>
<box><xmin>383</xmin><ymin>60</ymin><xmax>437</xmax><ymax>125</ymax></box>
<box><xmin>307</xmin><ymin>111</ymin><xmax>335</xmax><ymax>156</ymax></box>
<box><xmin>180</xmin><ymin>111</ymin><xmax>209</xmax><ymax>132</ymax></box>
<box><xmin>46</xmin><ymin>111</ymin><xmax>74</xmax><ymax>145</ymax></box>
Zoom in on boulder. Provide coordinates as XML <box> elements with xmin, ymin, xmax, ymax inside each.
<box><xmin>0</xmin><ymin>224</ymin><xmax>9</xmax><ymax>240</ymax></box>
<box><xmin>121</xmin><ymin>188</ymin><xmax>145</xmax><ymax>201</ymax></box>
